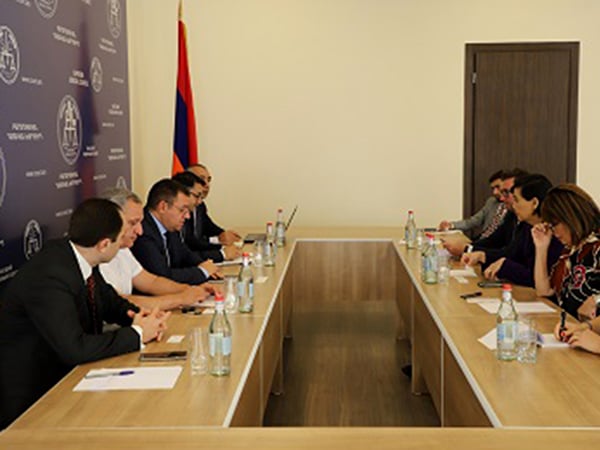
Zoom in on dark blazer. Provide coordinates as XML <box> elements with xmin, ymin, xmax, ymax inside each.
<box><xmin>181</xmin><ymin>205</ymin><xmax>224</xmax><ymax>262</ymax></box>
<box><xmin>131</xmin><ymin>208</ymin><xmax>209</xmax><ymax>285</ymax></box>
<box><xmin>488</xmin><ymin>221</ymin><xmax>564</xmax><ymax>287</ymax></box>
<box><xmin>197</xmin><ymin>202</ymin><xmax>225</xmax><ymax>239</ymax></box>
<box><xmin>473</xmin><ymin>211</ymin><xmax>518</xmax><ymax>257</ymax></box>
<box><xmin>0</xmin><ymin>239</ymin><xmax>140</xmax><ymax>429</ymax></box>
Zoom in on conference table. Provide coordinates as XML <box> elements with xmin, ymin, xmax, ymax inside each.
<box><xmin>1</xmin><ymin>228</ymin><xmax>600</xmax><ymax>447</ymax></box>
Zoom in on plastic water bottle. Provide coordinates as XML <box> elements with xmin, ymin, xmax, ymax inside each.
<box><xmin>497</xmin><ymin>284</ymin><xmax>518</xmax><ymax>361</ymax></box>
<box><xmin>237</xmin><ymin>252</ymin><xmax>254</xmax><ymax>313</ymax></box>
<box><xmin>405</xmin><ymin>210</ymin><xmax>417</xmax><ymax>249</ymax></box>
<box><xmin>264</xmin><ymin>222</ymin><xmax>276</xmax><ymax>267</ymax></box>
<box><xmin>421</xmin><ymin>233</ymin><xmax>438</xmax><ymax>284</ymax></box>
<box><xmin>275</xmin><ymin>208</ymin><xmax>286</xmax><ymax>247</ymax></box>
<box><xmin>209</xmin><ymin>293</ymin><xmax>232</xmax><ymax>376</ymax></box>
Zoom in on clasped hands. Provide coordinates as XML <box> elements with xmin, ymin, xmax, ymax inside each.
<box><xmin>129</xmin><ymin>307</ymin><xmax>170</xmax><ymax>343</ymax></box>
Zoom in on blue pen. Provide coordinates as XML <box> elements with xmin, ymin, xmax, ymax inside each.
<box><xmin>85</xmin><ymin>370</ymin><xmax>135</xmax><ymax>379</ymax></box>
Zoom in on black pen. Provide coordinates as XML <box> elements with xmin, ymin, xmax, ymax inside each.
<box><xmin>460</xmin><ymin>291</ymin><xmax>482</xmax><ymax>300</ymax></box>
<box><xmin>559</xmin><ymin>310</ymin><xmax>567</xmax><ymax>340</ymax></box>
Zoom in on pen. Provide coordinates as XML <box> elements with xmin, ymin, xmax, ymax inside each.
<box><xmin>460</xmin><ymin>291</ymin><xmax>482</xmax><ymax>300</ymax></box>
<box><xmin>559</xmin><ymin>310</ymin><xmax>567</xmax><ymax>340</ymax></box>
<box><xmin>85</xmin><ymin>370</ymin><xmax>135</xmax><ymax>379</ymax></box>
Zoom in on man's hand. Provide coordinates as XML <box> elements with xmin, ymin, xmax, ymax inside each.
<box><xmin>438</xmin><ymin>220</ymin><xmax>453</xmax><ymax>231</ymax></box>
<box><xmin>199</xmin><ymin>259</ymin><xmax>223</xmax><ymax>279</ymax></box>
<box><xmin>132</xmin><ymin>307</ymin><xmax>170</xmax><ymax>343</ymax></box>
<box><xmin>179</xmin><ymin>284</ymin><xmax>217</xmax><ymax>305</ymax></box>
<box><xmin>441</xmin><ymin>235</ymin><xmax>470</xmax><ymax>257</ymax></box>
<box><xmin>483</xmin><ymin>257</ymin><xmax>505</xmax><ymax>280</ymax></box>
<box><xmin>219</xmin><ymin>230</ymin><xmax>242</xmax><ymax>246</ymax></box>
<box><xmin>461</xmin><ymin>251</ymin><xmax>485</xmax><ymax>266</ymax></box>
<box><xmin>223</xmin><ymin>245</ymin><xmax>242</xmax><ymax>260</ymax></box>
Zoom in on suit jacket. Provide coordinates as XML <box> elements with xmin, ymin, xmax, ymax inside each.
<box><xmin>472</xmin><ymin>211</ymin><xmax>518</xmax><ymax>257</ymax></box>
<box><xmin>197</xmin><ymin>202</ymin><xmax>225</xmax><ymax>239</ymax></box>
<box><xmin>131</xmin><ymin>209</ymin><xmax>209</xmax><ymax>285</ymax></box>
<box><xmin>0</xmin><ymin>239</ymin><xmax>140</xmax><ymax>429</ymax></box>
<box><xmin>181</xmin><ymin>206</ymin><xmax>224</xmax><ymax>263</ymax></box>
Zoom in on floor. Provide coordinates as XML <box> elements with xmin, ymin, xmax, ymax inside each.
<box><xmin>263</xmin><ymin>299</ymin><xmax>440</xmax><ymax>427</ymax></box>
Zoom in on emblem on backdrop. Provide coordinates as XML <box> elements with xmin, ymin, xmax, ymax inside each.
<box><xmin>0</xmin><ymin>148</ymin><xmax>6</xmax><ymax>209</ymax></box>
<box><xmin>107</xmin><ymin>0</ymin><xmax>122</xmax><ymax>39</ymax></box>
<box><xmin>116</xmin><ymin>176</ymin><xmax>127</xmax><ymax>189</ymax></box>
<box><xmin>23</xmin><ymin>220</ymin><xmax>43</xmax><ymax>260</ymax></box>
<box><xmin>90</xmin><ymin>57</ymin><xmax>103</xmax><ymax>93</ymax></box>
<box><xmin>57</xmin><ymin>95</ymin><xmax>82</xmax><ymax>166</ymax></box>
<box><xmin>0</xmin><ymin>26</ymin><xmax>20</xmax><ymax>85</ymax></box>
<box><xmin>34</xmin><ymin>0</ymin><xmax>59</xmax><ymax>19</ymax></box>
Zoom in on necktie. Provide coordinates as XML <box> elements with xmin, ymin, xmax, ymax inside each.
<box><xmin>480</xmin><ymin>203</ymin><xmax>507</xmax><ymax>239</ymax></box>
<box><xmin>192</xmin><ymin>209</ymin><xmax>199</xmax><ymax>239</ymax></box>
<box><xmin>86</xmin><ymin>272</ymin><xmax>100</xmax><ymax>334</ymax></box>
<box><xmin>164</xmin><ymin>232</ymin><xmax>172</xmax><ymax>267</ymax></box>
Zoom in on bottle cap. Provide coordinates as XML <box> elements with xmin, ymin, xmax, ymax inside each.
<box><xmin>215</xmin><ymin>292</ymin><xmax>224</xmax><ymax>302</ymax></box>
<box><xmin>408</xmin><ymin>210</ymin><xmax>414</xmax><ymax>214</ymax></box>
<box><xmin>242</xmin><ymin>252</ymin><xmax>250</xmax><ymax>257</ymax></box>
<box><xmin>502</xmin><ymin>284</ymin><xmax>512</xmax><ymax>291</ymax></box>
<box><xmin>425</xmin><ymin>232</ymin><xmax>434</xmax><ymax>239</ymax></box>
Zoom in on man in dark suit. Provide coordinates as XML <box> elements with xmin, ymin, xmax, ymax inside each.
<box><xmin>0</xmin><ymin>199</ymin><xmax>169</xmax><ymax>429</ymax></box>
<box><xmin>172</xmin><ymin>171</ymin><xmax>241</xmax><ymax>262</ymax></box>
<box><xmin>188</xmin><ymin>164</ymin><xmax>241</xmax><ymax>246</ymax></box>
<box><xmin>131</xmin><ymin>178</ymin><xmax>222</xmax><ymax>285</ymax></box>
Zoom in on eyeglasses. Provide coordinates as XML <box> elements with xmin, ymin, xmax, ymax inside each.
<box><xmin>171</xmin><ymin>203</ymin><xmax>190</xmax><ymax>215</ymax></box>
<box><xmin>547</xmin><ymin>222</ymin><xmax>559</xmax><ymax>232</ymax></box>
<box><xmin>189</xmin><ymin>191</ymin><xmax>203</xmax><ymax>200</ymax></box>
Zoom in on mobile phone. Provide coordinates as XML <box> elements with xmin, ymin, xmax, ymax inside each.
<box><xmin>139</xmin><ymin>351</ymin><xmax>187</xmax><ymax>361</ymax></box>
<box><xmin>477</xmin><ymin>280</ymin><xmax>503</xmax><ymax>288</ymax></box>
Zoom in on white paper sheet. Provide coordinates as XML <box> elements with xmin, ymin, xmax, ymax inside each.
<box><xmin>473</xmin><ymin>299</ymin><xmax>556</xmax><ymax>315</ymax></box>
<box><xmin>450</xmin><ymin>268</ymin><xmax>477</xmax><ymax>278</ymax></box>
<box><xmin>478</xmin><ymin>328</ymin><xmax>568</xmax><ymax>351</ymax></box>
<box><xmin>215</xmin><ymin>257</ymin><xmax>243</xmax><ymax>267</ymax></box>
<box><xmin>73</xmin><ymin>366</ymin><xmax>183</xmax><ymax>392</ymax></box>
<box><xmin>539</xmin><ymin>333</ymin><xmax>570</xmax><ymax>348</ymax></box>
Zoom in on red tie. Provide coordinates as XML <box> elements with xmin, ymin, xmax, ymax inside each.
<box><xmin>86</xmin><ymin>273</ymin><xmax>100</xmax><ymax>334</ymax></box>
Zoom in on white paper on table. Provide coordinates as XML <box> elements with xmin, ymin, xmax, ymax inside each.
<box><xmin>73</xmin><ymin>366</ymin><xmax>183</xmax><ymax>392</ymax></box>
<box><xmin>539</xmin><ymin>333</ymin><xmax>570</xmax><ymax>348</ymax></box>
<box><xmin>466</xmin><ymin>297</ymin><xmax>499</xmax><ymax>304</ymax></box>
<box><xmin>449</xmin><ymin>268</ymin><xmax>477</xmax><ymax>278</ymax></box>
<box><xmin>166</xmin><ymin>335</ymin><xmax>185</xmax><ymax>344</ymax></box>
<box><xmin>453</xmin><ymin>275</ymin><xmax>469</xmax><ymax>284</ymax></box>
<box><xmin>398</xmin><ymin>239</ymin><xmax>407</xmax><ymax>245</ymax></box>
<box><xmin>255</xmin><ymin>276</ymin><xmax>268</xmax><ymax>284</ymax></box>
<box><xmin>478</xmin><ymin>328</ymin><xmax>497</xmax><ymax>350</ymax></box>
<box><xmin>473</xmin><ymin>299</ymin><xmax>556</xmax><ymax>315</ymax></box>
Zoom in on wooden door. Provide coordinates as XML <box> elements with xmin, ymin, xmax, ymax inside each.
<box><xmin>464</xmin><ymin>42</ymin><xmax>579</xmax><ymax>217</ymax></box>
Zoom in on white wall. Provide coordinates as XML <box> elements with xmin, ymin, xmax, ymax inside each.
<box><xmin>127</xmin><ymin>0</ymin><xmax>600</xmax><ymax>228</ymax></box>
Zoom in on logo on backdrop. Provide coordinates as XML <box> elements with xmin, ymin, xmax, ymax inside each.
<box><xmin>0</xmin><ymin>26</ymin><xmax>20</xmax><ymax>85</ymax></box>
<box><xmin>107</xmin><ymin>0</ymin><xmax>122</xmax><ymax>39</ymax></box>
<box><xmin>57</xmin><ymin>95</ymin><xmax>82</xmax><ymax>165</ymax></box>
<box><xmin>90</xmin><ymin>57</ymin><xmax>103</xmax><ymax>93</ymax></box>
<box><xmin>0</xmin><ymin>148</ymin><xmax>6</xmax><ymax>209</ymax></box>
<box><xmin>34</xmin><ymin>0</ymin><xmax>59</xmax><ymax>19</ymax></box>
<box><xmin>23</xmin><ymin>220</ymin><xmax>43</xmax><ymax>260</ymax></box>
<box><xmin>116</xmin><ymin>176</ymin><xmax>127</xmax><ymax>189</ymax></box>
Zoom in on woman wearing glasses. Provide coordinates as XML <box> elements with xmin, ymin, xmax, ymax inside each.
<box><xmin>532</xmin><ymin>184</ymin><xmax>600</xmax><ymax>354</ymax></box>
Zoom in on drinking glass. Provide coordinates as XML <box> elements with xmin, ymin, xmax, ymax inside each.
<box><xmin>190</xmin><ymin>327</ymin><xmax>208</xmax><ymax>375</ymax></box>
<box><xmin>516</xmin><ymin>317</ymin><xmax>538</xmax><ymax>364</ymax></box>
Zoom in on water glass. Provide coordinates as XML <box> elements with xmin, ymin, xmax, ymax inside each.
<box><xmin>224</xmin><ymin>275</ymin><xmax>238</xmax><ymax>314</ymax></box>
<box><xmin>253</xmin><ymin>240</ymin><xmax>264</xmax><ymax>268</ymax></box>
<box><xmin>516</xmin><ymin>317</ymin><xmax>538</xmax><ymax>364</ymax></box>
<box><xmin>437</xmin><ymin>249</ymin><xmax>450</xmax><ymax>284</ymax></box>
<box><xmin>190</xmin><ymin>327</ymin><xmax>208</xmax><ymax>375</ymax></box>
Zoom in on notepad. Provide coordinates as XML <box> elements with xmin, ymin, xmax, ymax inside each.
<box><xmin>73</xmin><ymin>366</ymin><xmax>183</xmax><ymax>391</ymax></box>
<box><xmin>470</xmin><ymin>298</ymin><xmax>556</xmax><ymax>315</ymax></box>
<box><xmin>478</xmin><ymin>328</ymin><xmax>569</xmax><ymax>351</ymax></box>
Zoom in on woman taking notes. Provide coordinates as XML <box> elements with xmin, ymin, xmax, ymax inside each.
<box><xmin>532</xmin><ymin>184</ymin><xmax>600</xmax><ymax>337</ymax></box>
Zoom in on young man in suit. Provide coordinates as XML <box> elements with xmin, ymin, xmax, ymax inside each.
<box><xmin>130</xmin><ymin>178</ymin><xmax>222</xmax><ymax>285</ymax></box>
<box><xmin>188</xmin><ymin>164</ymin><xmax>241</xmax><ymax>246</ymax></box>
<box><xmin>0</xmin><ymin>199</ymin><xmax>169</xmax><ymax>429</ymax></box>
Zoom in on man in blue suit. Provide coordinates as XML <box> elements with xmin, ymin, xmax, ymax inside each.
<box><xmin>131</xmin><ymin>178</ymin><xmax>222</xmax><ymax>285</ymax></box>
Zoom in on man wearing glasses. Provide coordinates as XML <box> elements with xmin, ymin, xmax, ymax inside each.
<box><xmin>172</xmin><ymin>171</ymin><xmax>241</xmax><ymax>262</ymax></box>
<box><xmin>131</xmin><ymin>178</ymin><xmax>222</xmax><ymax>285</ymax></box>
<box><xmin>188</xmin><ymin>163</ymin><xmax>242</xmax><ymax>246</ymax></box>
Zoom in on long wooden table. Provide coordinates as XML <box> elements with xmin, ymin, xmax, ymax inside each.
<box><xmin>2</xmin><ymin>228</ymin><xmax>600</xmax><ymax>447</ymax></box>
